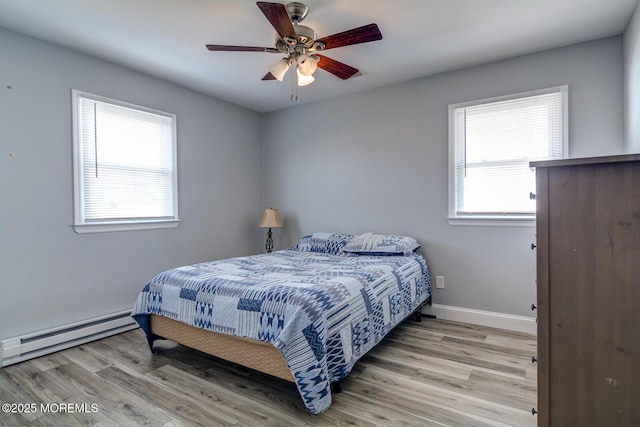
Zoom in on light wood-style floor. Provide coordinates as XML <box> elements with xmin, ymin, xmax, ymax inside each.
<box><xmin>0</xmin><ymin>318</ymin><xmax>537</xmax><ymax>426</ymax></box>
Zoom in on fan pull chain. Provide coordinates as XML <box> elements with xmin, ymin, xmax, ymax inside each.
<box><xmin>291</xmin><ymin>63</ymin><xmax>299</xmax><ymax>103</ymax></box>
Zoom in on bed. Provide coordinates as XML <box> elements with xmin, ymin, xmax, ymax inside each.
<box><xmin>132</xmin><ymin>232</ymin><xmax>431</xmax><ymax>414</ymax></box>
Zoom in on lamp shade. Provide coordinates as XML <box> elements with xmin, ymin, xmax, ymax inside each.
<box><xmin>258</xmin><ymin>208</ymin><xmax>283</xmax><ymax>228</ymax></box>
<box><xmin>296</xmin><ymin>68</ymin><xmax>315</xmax><ymax>86</ymax></box>
<box><xmin>269</xmin><ymin>59</ymin><xmax>290</xmax><ymax>81</ymax></box>
<box><xmin>297</xmin><ymin>54</ymin><xmax>318</xmax><ymax>76</ymax></box>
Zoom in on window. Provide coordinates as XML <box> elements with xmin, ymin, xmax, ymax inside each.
<box><xmin>72</xmin><ymin>90</ymin><xmax>179</xmax><ymax>233</ymax></box>
<box><xmin>448</xmin><ymin>86</ymin><xmax>567</xmax><ymax>226</ymax></box>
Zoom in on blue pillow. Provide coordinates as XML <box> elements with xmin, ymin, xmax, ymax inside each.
<box><xmin>341</xmin><ymin>232</ymin><xmax>420</xmax><ymax>256</ymax></box>
<box><xmin>292</xmin><ymin>232</ymin><xmax>354</xmax><ymax>255</ymax></box>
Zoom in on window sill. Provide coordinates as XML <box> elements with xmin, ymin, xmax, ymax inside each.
<box><xmin>73</xmin><ymin>219</ymin><xmax>180</xmax><ymax>234</ymax></box>
<box><xmin>447</xmin><ymin>216</ymin><xmax>536</xmax><ymax>227</ymax></box>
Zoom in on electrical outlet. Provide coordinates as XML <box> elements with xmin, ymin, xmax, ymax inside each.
<box><xmin>436</xmin><ymin>275</ymin><xmax>444</xmax><ymax>289</ymax></box>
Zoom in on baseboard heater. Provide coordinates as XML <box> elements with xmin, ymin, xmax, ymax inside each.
<box><xmin>0</xmin><ymin>309</ymin><xmax>138</xmax><ymax>367</ymax></box>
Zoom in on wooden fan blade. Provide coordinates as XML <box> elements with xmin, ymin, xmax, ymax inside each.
<box><xmin>316</xmin><ymin>23</ymin><xmax>382</xmax><ymax>50</ymax></box>
<box><xmin>262</xmin><ymin>72</ymin><xmax>277</xmax><ymax>80</ymax></box>
<box><xmin>206</xmin><ymin>44</ymin><xmax>274</xmax><ymax>52</ymax></box>
<box><xmin>257</xmin><ymin>2</ymin><xmax>296</xmax><ymax>39</ymax></box>
<box><xmin>316</xmin><ymin>55</ymin><xmax>359</xmax><ymax>80</ymax></box>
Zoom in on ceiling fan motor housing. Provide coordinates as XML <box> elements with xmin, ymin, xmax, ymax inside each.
<box><xmin>286</xmin><ymin>2</ymin><xmax>309</xmax><ymax>23</ymax></box>
<box><xmin>293</xmin><ymin>25</ymin><xmax>315</xmax><ymax>46</ymax></box>
<box><xmin>276</xmin><ymin>24</ymin><xmax>324</xmax><ymax>58</ymax></box>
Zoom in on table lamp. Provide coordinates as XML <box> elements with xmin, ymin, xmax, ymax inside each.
<box><xmin>258</xmin><ymin>208</ymin><xmax>283</xmax><ymax>252</ymax></box>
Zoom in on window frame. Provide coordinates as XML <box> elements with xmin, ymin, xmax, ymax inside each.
<box><xmin>447</xmin><ymin>86</ymin><xmax>568</xmax><ymax>227</ymax></box>
<box><xmin>72</xmin><ymin>89</ymin><xmax>180</xmax><ymax>233</ymax></box>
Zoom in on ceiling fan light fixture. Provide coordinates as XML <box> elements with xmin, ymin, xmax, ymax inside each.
<box><xmin>206</xmin><ymin>2</ymin><xmax>383</xmax><ymax>102</ymax></box>
<box><xmin>269</xmin><ymin>58</ymin><xmax>290</xmax><ymax>81</ymax></box>
<box><xmin>297</xmin><ymin>54</ymin><xmax>318</xmax><ymax>76</ymax></box>
<box><xmin>296</xmin><ymin>68</ymin><xmax>315</xmax><ymax>86</ymax></box>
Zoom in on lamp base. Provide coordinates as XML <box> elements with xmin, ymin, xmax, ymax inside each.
<box><xmin>265</xmin><ymin>228</ymin><xmax>274</xmax><ymax>253</ymax></box>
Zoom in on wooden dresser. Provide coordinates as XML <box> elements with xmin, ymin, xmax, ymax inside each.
<box><xmin>530</xmin><ymin>154</ymin><xmax>640</xmax><ymax>426</ymax></box>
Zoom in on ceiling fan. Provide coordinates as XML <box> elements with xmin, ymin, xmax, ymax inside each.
<box><xmin>206</xmin><ymin>1</ymin><xmax>383</xmax><ymax>101</ymax></box>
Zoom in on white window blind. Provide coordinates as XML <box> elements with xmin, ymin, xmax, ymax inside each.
<box><xmin>72</xmin><ymin>90</ymin><xmax>179</xmax><ymax>233</ymax></box>
<box><xmin>449</xmin><ymin>86</ymin><xmax>567</xmax><ymax>224</ymax></box>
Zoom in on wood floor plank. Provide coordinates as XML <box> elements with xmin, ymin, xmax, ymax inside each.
<box><xmin>29</xmin><ymin>353</ymin><xmax>70</xmax><ymax>372</ymax></box>
<box><xmin>0</xmin><ymin>362</ymin><xmax>85</xmax><ymax>425</ymax></box>
<box><xmin>0</xmin><ymin>318</ymin><xmax>537</xmax><ymax>427</ymax></box>
<box><xmin>0</xmin><ymin>364</ymin><xmax>107</xmax><ymax>426</ymax></box>
<box><xmin>485</xmin><ymin>330</ymin><xmax>538</xmax><ymax>351</ymax></box>
<box><xmin>412</xmin><ymin>319</ymin><xmax>491</xmax><ymax>340</ymax></box>
<box><xmin>328</xmin><ymin>388</ymin><xmax>444</xmax><ymax>426</ymax></box>
<box><xmin>146</xmin><ymin>364</ymin><xmax>307</xmax><ymax>426</ymax></box>
<box><xmin>91</xmin><ymin>420</ymin><xmax>126</xmax><ymax>427</ymax></box>
<box><xmin>466</xmin><ymin>369</ymin><xmax>538</xmax><ymax>409</ymax></box>
<box><xmin>22</xmin><ymin>410</ymin><xmax>105</xmax><ymax>427</ymax></box>
<box><xmin>383</xmin><ymin>335</ymin><xmax>529</xmax><ymax>380</ymax></box>
<box><xmin>47</xmin><ymin>361</ymin><xmax>175</xmax><ymax>426</ymax></box>
<box><xmin>97</xmin><ymin>364</ymin><xmax>240</xmax><ymax>426</ymax></box>
<box><xmin>0</xmin><ymin>370</ymin><xmax>34</xmax><ymax>426</ymax></box>
<box><xmin>361</xmin><ymin>342</ymin><xmax>474</xmax><ymax>380</ymax></box>
<box><xmin>341</xmin><ymin>374</ymin><xmax>511</xmax><ymax>427</ymax></box>
<box><xmin>5</xmin><ymin>361</ymin><xmax>79</xmax><ymax>403</ymax></box>
<box><xmin>60</xmin><ymin>344</ymin><xmax>117</xmax><ymax>373</ymax></box>
<box><xmin>352</xmin><ymin>365</ymin><xmax>534</xmax><ymax>427</ymax></box>
<box><xmin>441</xmin><ymin>334</ymin><xmax>535</xmax><ymax>359</ymax></box>
<box><xmin>391</xmin><ymin>323</ymin><xmax>534</xmax><ymax>363</ymax></box>
<box><xmin>0</xmin><ymin>370</ymin><xmax>42</xmax><ymax>424</ymax></box>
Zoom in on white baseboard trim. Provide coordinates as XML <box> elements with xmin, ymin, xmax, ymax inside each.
<box><xmin>423</xmin><ymin>303</ymin><xmax>536</xmax><ymax>335</ymax></box>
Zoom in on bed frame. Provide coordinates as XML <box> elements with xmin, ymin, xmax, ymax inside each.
<box><xmin>150</xmin><ymin>314</ymin><xmax>294</xmax><ymax>381</ymax></box>
<box><xmin>149</xmin><ymin>296</ymin><xmax>432</xmax><ymax>386</ymax></box>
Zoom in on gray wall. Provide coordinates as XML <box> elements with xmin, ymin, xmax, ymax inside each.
<box><xmin>625</xmin><ymin>2</ymin><xmax>640</xmax><ymax>152</ymax></box>
<box><xmin>262</xmin><ymin>37</ymin><xmax>625</xmax><ymax>317</ymax></box>
<box><xmin>0</xmin><ymin>25</ymin><xmax>629</xmax><ymax>342</ymax></box>
<box><xmin>0</xmin><ymin>27</ymin><xmax>263</xmax><ymax>340</ymax></box>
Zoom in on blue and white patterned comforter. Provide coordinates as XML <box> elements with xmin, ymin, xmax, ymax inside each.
<box><xmin>132</xmin><ymin>248</ymin><xmax>431</xmax><ymax>413</ymax></box>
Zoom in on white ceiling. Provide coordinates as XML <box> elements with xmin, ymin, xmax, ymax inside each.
<box><xmin>0</xmin><ymin>0</ymin><xmax>637</xmax><ymax>112</ymax></box>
